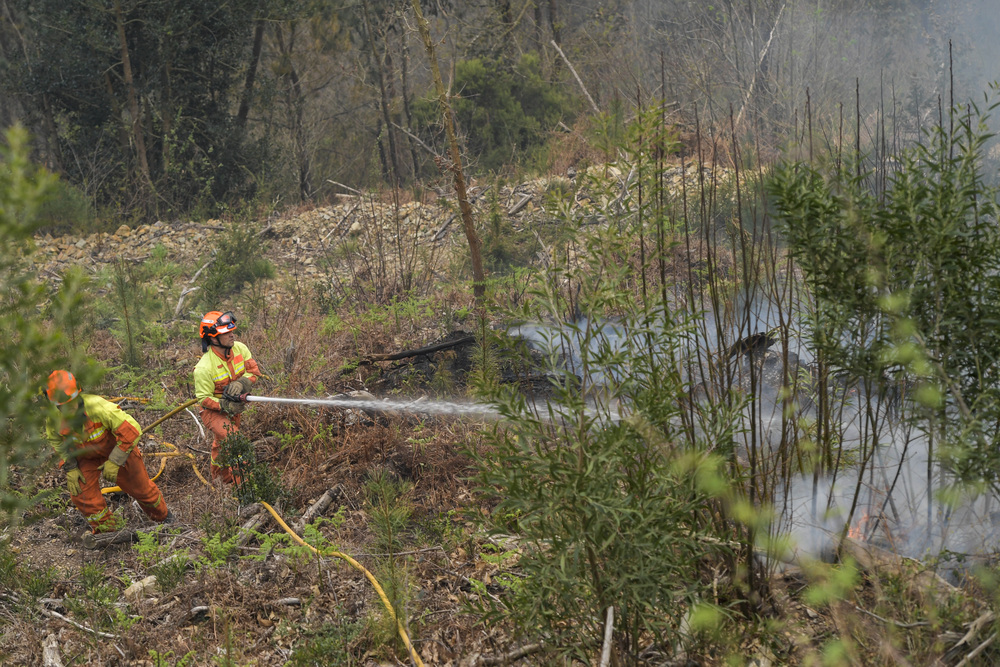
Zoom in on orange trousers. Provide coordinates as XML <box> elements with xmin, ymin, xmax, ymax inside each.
<box><xmin>72</xmin><ymin>451</ymin><xmax>168</xmax><ymax>533</ymax></box>
<box><xmin>200</xmin><ymin>408</ymin><xmax>241</xmax><ymax>484</ymax></box>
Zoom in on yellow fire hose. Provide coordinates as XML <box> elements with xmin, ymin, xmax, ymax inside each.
<box><xmin>95</xmin><ymin>397</ymin><xmax>423</xmax><ymax>666</ymax></box>
<box><xmin>259</xmin><ymin>501</ymin><xmax>425</xmax><ymax>667</ymax></box>
<box><xmin>99</xmin><ymin>398</ymin><xmax>200</xmax><ymax>495</ymax></box>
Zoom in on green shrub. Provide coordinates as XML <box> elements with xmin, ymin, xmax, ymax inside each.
<box><xmin>200</xmin><ymin>222</ymin><xmax>275</xmax><ymax>306</ymax></box>
<box><xmin>0</xmin><ymin>126</ymin><xmax>100</xmax><ymax>530</ymax></box>
<box><xmin>288</xmin><ymin>616</ymin><xmax>364</xmax><ymax>666</ymax></box>
<box><xmin>217</xmin><ymin>428</ymin><xmax>286</xmax><ymax>506</ymax></box>
<box><xmin>413</xmin><ymin>53</ymin><xmax>576</xmax><ymax>173</ymax></box>
<box><xmin>34</xmin><ymin>177</ymin><xmax>100</xmax><ymax>235</ymax></box>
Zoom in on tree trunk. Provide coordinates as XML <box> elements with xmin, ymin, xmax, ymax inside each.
<box><xmin>237</xmin><ymin>18</ymin><xmax>266</xmax><ymax>131</ymax></box>
<box><xmin>362</xmin><ymin>0</ymin><xmax>401</xmax><ymax>187</ymax></box>
<box><xmin>275</xmin><ymin>23</ymin><xmax>312</xmax><ymax>201</ymax></box>
<box><xmin>400</xmin><ymin>31</ymin><xmax>421</xmax><ymax>179</ymax></box>
<box><xmin>104</xmin><ymin>70</ymin><xmax>129</xmax><ymax>155</ymax></box>
<box><xmin>409</xmin><ymin>0</ymin><xmax>485</xmax><ymax>301</ymax></box>
<box><xmin>115</xmin><ymin>0</ymin><xmax>153</xmax><ymax>201</ymax></box>
<box><xmin>160</xmin><ymin>57</ymin><xmax>171</xmax><ymax>175</ymax></box>
<box><xmin>534</xmin><ymin>1</ymin><xmax>544</xmax><ymax>51</ymax></box>
<box><xmin>548</xmin><ymin>0</ymin><xmax>561</xmax><ymax>47</ymax></box>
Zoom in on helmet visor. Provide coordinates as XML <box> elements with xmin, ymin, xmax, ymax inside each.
<box><xmin>215</xmin><ymin>311</ymin><xmax>237</xmax><ymax>334</ymax></box>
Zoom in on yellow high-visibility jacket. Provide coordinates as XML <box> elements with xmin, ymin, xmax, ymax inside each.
<box><xmin>193</xmin><ymin>341</ymin><xmax>259</xmax><ymax>412</ymax></box>
<box><xmin>45</xmin><ymin>394</ymin><xmax>142</xmax><ymax>466</ymax></box>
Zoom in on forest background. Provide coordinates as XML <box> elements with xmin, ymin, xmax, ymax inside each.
<box><xmin>1</xmin><ymin>0</ymin><xmax>998</xmax><ymax>225</ymax></box>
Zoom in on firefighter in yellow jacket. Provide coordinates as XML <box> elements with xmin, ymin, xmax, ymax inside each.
<box><xmin>45</xmin><ymin>371</ymin><xmax>171</xmax><ymax>533</ymax></box>
<box><xmin>193</xmin><ymin>310</ymin><xmax>259</xmax><ymax>483</ymax></box>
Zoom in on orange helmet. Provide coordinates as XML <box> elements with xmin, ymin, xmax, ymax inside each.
<box><xmin>199</xmin><ymin>311</ymin><xmax>237</xmax><ymax>338</ymax></box>
<box><xmin>47</xmin><ymin>370</ymin><xmax>81</xmax><ymax>405</ymax></box>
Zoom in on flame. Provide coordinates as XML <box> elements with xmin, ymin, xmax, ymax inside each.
<box><xmin>847</xmin><ymin>512</ymin><xmax>870</xmax><ymax>541</ymax></box>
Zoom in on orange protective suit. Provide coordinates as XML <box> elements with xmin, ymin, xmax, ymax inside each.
<box><xmin>46</xmin><ymin>394</ymin><xmax>168</xmax><ymax>533</ymax></box>
<box><xmin>193</xmin><ymin>341</ymin><xmax>259</xmax><ymax>482</ymax></box>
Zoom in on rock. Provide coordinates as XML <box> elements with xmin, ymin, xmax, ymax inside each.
<box><xmin>115</xmin><ymin>224</ymin><xmax>130</xmax><ymax>237</ymax></box>
<box><xmin>349</xmin><ymin>221</ymin><xmax>363</xmax><ymax>235</ymax></box>
<box><xmin>74</xmin><ymin>239</ymin><xmax>87</xmax><ymax>249</ymax></box>
<box><xmin>124</xmin><ymin>575</ymin><xmax>158</xmax><ymax>601</ymax></box>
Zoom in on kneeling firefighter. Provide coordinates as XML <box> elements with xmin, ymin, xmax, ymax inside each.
<box><xmin>45</xmin><ymin>370</ymin><xmax>171</xmax><ymax>533</ymax></box>
<box><xmin>193</xmin><ymin>310</ymin><xmax>259</xmax><ymax>483</ymax></box>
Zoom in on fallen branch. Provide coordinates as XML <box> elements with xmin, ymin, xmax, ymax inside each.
<box><xmin>40</xmin><ymin>606</ymin><xmax>119</xmax><ymax>640</ymax></box>
<box><xmin>82</xmin><ymin>529</ymin><xmax>139</xmax><ymax>550</ymax></box>
<box><xmin>292</xmin><ymin>486</ymin><xmax>341</xmax><ymax>535</ymax></box>
<box><xmin>322</xmin><ymin>202</ymin><xmax>360</xmax><ymax>242</ymax></box>
<box><xmin>326</xmin><ymin>179</ymin><xmax>362</xmax><ymax>195</ymax></box>
<box><xmin>853</xmin><ymin>605</ymin><xmax>929</xmax><ymax>629</ymax></box>
<box><xmin>235</xmin><ymin>507</ymin><xmax>268</xmax><ymax>549</ymax></box>
<box><xmin>508</xmin><ymin>193</ymin><xmax>532</xmax><ymax>216</ymax></box>
<box><xmin>171</xmin><ymin>258</ymin><xmax>213</xmax><ymax>320</ymax></box>
<box><xmin>473</xmin><ymin>642</ymin><xmax>544</xmax><ymax>666</ymax></box>
<box><xmin>185</xmin><ymin>407</ymin><xmax>206</xmax><ymax>442</ymax></box>
<box><xmin>431</xmin><ymin>213</ymin><xmax>458</xmax><ymax>242</ymax></box>
<box><xmin>365</xmin><ymin>335</ymin><xmax>475</xmax><ymax>363</ymax></box>
<box><xmin>955</xmin><ymin>632</ymin><xmax>997</xmax><ymax>667</ymax></box>
<box><xmin>550</xmin><ymin>40</ymin><xmax>599</xmax><ymax>114</ymax></box>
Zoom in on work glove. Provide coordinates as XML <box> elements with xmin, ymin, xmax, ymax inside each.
<box><xmin>99</xmin><ymin>447</ymin><xmax>131</xmax><ymax>484</ymax></box>
<box><xmin>222</xmin><ymin>377</ymin><xmax>253</xmax><ymax>401</ymax></box>
<box><xmin>65</xmin><ymin>468</ymin><xmax>84</xmax><ymax>496</ymax></box>
<box><xmin>220</xmin><ymin>397</ymin><xmax>247</xmax><ymax>416</ymax></box>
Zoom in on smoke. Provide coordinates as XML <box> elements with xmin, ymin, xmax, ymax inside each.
<box><xmin>513</xmin><ymin>311</ymin><xmax>1000</xmax><ymax>568</ymax></box>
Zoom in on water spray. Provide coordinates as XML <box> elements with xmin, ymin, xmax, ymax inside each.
<box><xmin>244</xmin><ymin>394</ymin><xmax>501</xmax><ymax>419</ymax></box>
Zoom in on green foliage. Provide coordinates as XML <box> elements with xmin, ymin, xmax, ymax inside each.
<box><xmin>363</xmin><ymin>469</ymin><xmax>413</xmax><ymax>553</ymax></box>
<box><xmin>413</xmin><ymin>53</ymin><xmax>576</xmax><ymax>173</ymax></box>
<box><xmin>768</xmin><ymin>92</ymin><xmax>1000</xmax><ymax>487</ymax></box>
<box><xmin>480</xmin><ymin>179</ymin><xmax>540</xmax><ymax>274</ymax></box>
<box><xmin>288</xmin><ymin>615</ymin><xmax>364</xmax><ymax>666</ymax></box>
<box><xmin>0</xmin><ymin>126</ymin><xmax>100</xmax><ymax>529</ymax></box>
<box><xmin>112</xmin><ymin>258</ymin><xmax>146</xmax><ymax>367</ymax></box>
<box><xmin>200</xmin><ymin>222</ymin><xmax>276</xmax><ymax>306</ymax></box>
<box><xmin>467</xmin><ymin>312</ymin><xmax>501</xmax><ymax>399</ymax></box>
<box><xmin>149</xmin><ymin>649</ymin><xmax>198</xmax><ymax>667</ymax></box>
<box><xmin>34</xmin><ymin>178</ymin><xmax>99</xmax><ymax>236</ymax></box>
<box><xmin>198</xmin><ymin>531</ymin><xmax>242</xmax><ymax>570</ymax></box>
<box><xmin>3</xmin><ymin>0</ymin><xmax>280</xmax><ymax>220</ymax></box>
<box><xmin>135</xmin><ymin>527</ymin><xmax>188</xmax><ymax>592</ymax></box>
<box><xmin>217</xmin><ymin>428</ymin><xmax>286</xmax><ymax>505</ymax></box>
<box><xmin>474</xmin><ymin>234</ymin><xmax>741</xmax><ymax>661</ymax></box>
<box><xmin>365</xmin><ymin>555</ymin><xmax>416</xmax><ymax>659</ymax></box>
<box><xmin>64</xmin><ymin>561</ymin><xmax>139</xmax><ymax>634</ymax></box>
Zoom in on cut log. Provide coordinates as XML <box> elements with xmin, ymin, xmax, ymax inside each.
<box><xmin>234</xmin><ymin>508</ymin><xmax>269</xmax><ymax>549</ymax></box>
<box><xmin>83</xmin><ymin>529</ymin><xmax>139</xmax><ymax>550</ymax></box>
<box><xmin>508</xmin><ymin>193</ymin><xmax>532</xmax><ymax>216</ymax></box>
<box><xmin>42</xmin><ymin>634</ymin><xmax>63</xmax><ymax>667</ymax></box>
<box><xmin>292</xmin><ymin>486</ymin><xmax>341</xmax><ymax>535</ymax></box>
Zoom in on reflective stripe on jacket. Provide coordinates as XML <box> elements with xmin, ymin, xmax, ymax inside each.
<box><xmin>45</xmin><ymin>394</ymin><xmax>142</xmax><ymax>462</ymax></box>
<box><xmin>193</xmin><ymin>341</ymin><xmax>259</xmax><ymax>411</ymax></box>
